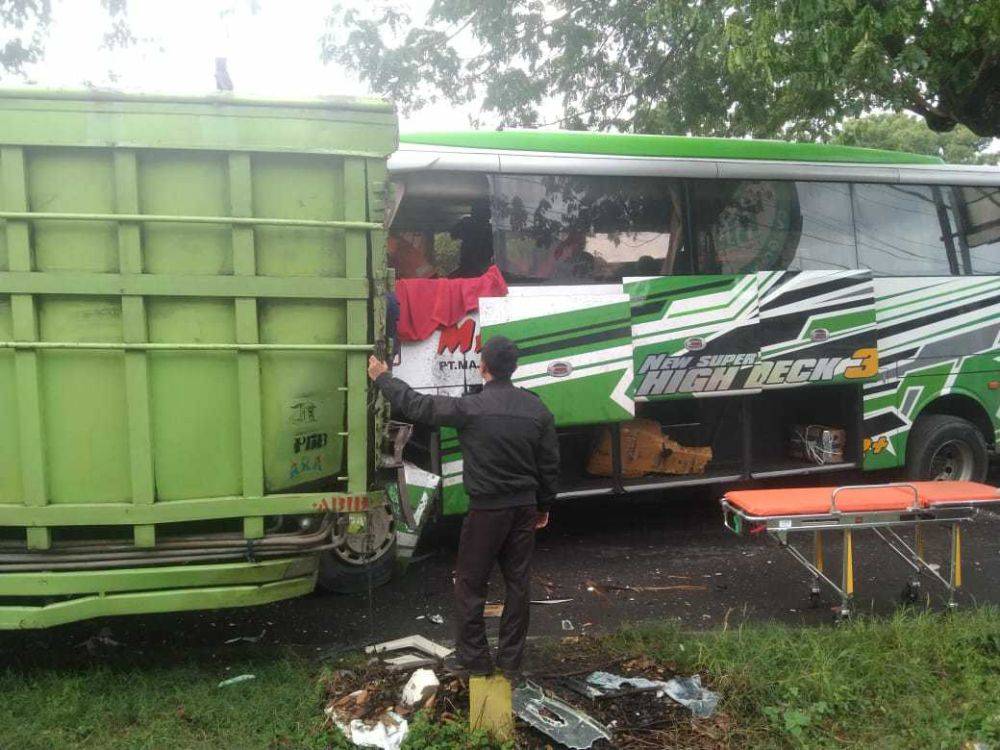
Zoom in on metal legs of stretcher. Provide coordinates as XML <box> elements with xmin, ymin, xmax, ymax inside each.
<box><xmin>774</xmin><ymin>522</ymin><xmax>965</xmax><ymax>618</ymax></box>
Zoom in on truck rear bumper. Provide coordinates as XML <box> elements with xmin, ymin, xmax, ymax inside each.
<box><xmin>0</xmin><ymin>556</ymin><xmax>318</xmax><ymax>629</ymax></box>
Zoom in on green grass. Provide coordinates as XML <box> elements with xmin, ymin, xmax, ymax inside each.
<box><xmin>1</xmin><ymin>608</ymin><xmax>997</xmax><ymax>749</ymax></box>
<box><xmin>605</xmin><ymin>608</ymin><xmax>1000</xmax><ymax>748</ymax></box>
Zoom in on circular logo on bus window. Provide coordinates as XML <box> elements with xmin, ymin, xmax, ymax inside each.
<box><xmin>810</xmin><ymin>328</ymin><xmax>830</xmax><ymax>342</ymax></box>
<box><xmin>685</xmin><ymin>337</ymin><xmax>706</xmax><ymax>351</ymax></box>
<box><xmin>547</xmin><ymin>361</ymin><xmax>573</xmax><ymax>378</ymax></box>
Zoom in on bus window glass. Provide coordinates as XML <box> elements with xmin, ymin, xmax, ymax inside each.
<box><xmin>691</xmin><ymin>180</ymin><xmax>856</xmax><ymax>274</ymax></box>
<box><xmin>956</xmin><ymin>186</ymin><xmax>1000</xmax><ymax>274</ymax></box>
<box><xmin>853</xmin><ymin>183</ymin><xmax>957</xmax><ymax>276</ymax></box>
<box><xmin>488</xmin><ymin>174</ymin><xmax>686</xmax><ymax>284</ymax></box>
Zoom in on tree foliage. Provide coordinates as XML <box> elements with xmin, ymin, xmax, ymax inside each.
<box><xmin>0</xmin><ymin>0</ymin><xmax>130</xmax><ymax>80</ymax></box>
<box><xmin>831</xmin><ymin>113</ymin><xmax>998</xmax><ymax>165</ymax></box>
<box><xmin>323</xmin><ymin>0</ymin><xmax>1000</xmax><ymax>138</ymax></box>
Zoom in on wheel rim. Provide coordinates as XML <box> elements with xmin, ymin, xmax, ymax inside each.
<box><xmin>927</xmin><ymin>439</ymin><xmax>975</xmax><ymax>481</ymax></box>
<box><xmin>329</xmin><ymin>502</ymin><xmax>395</xmax><ymax>566</ymax></box>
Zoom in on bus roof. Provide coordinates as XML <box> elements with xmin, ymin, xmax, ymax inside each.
<box><xmin>399</xmin><ymin>130</ymin><xmax>942</xmax><ymax>166</ymax></box>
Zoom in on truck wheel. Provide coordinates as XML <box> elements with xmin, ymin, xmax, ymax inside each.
<box><xmin>904</xmin><ymin>414</ymin><xmax>988</xmax><ymax>482</ymax></box>
<box><xmin>317</xmin><ymin>502</ymin><xmax>397</xmax><ymax>594</ymax></box>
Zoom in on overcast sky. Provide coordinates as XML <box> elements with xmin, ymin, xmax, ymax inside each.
<box><xmin>13</xmin><ymin>0</ymin><xmax>474</xmax><ymax>132</ymax></box>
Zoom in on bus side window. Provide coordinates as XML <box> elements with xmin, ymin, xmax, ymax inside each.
<box><xmin>853</xmin><ymin>183</ymin><xmax>960</xmax><ymax>276</ymax></box>
<box><xmin>691</xmin><ymin>180</ymin><xmax>856</xmax><ymax>274</ymax></box>
<box><xmin>955</xmin><ymin>186</ymin><xmax>1000</xmax><ymax>274</ymax></box>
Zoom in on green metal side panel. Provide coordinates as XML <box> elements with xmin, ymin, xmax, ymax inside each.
<box><xmin>0</xmin><ymin>92</ymin><xmax>397</xmax><ymax>627</ymax></box>
<box><xmin>440</xmin><ymin>426</ymin><xmax>468</xmax><ymax>515</ymax></box>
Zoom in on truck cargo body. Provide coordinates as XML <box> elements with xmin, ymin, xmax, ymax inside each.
<box><xmin>0</xmin><ymin>91</ymin><xmax>397</xmax><ymax>628</ymax></box>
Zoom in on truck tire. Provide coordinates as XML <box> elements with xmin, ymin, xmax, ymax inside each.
<box><xmin>904</xmin><ymin>414</ymin><xmax>988</xmax><ymax>482</ymax></box>
<box><xmin>316</xmin><ymin>502</ymin><xmax>398</xmax><ymax>594</ymax></box>
<box><xmin>317</xmin><ymin>543</ymin><xmax>396</xmax><ymax>594</ymax></box>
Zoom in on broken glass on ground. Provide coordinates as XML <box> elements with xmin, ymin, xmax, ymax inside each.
<box><xmin>584</xmin><ymin>670</ymin><xmax>719</xmax><ymax>718</ymax></box>
<box><xmin>512</xmin><ymin>681</ymin><xmax>612</xmax><ymax>750</ymax></box>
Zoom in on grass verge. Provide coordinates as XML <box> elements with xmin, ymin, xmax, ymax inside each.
<box><xmin>1</xmin><ymin>608</ymin><xmax>997</xmax><ymax>749</ymax></box>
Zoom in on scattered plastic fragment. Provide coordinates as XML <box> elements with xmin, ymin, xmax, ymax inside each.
<box><xmin>484</xmin><ymin>603</ymin><xmax>504</xmax><ymax>618</ymax></box>
<box><xmin>428</xmin><ymin>613</ymin><xmax>445</xmax><ymax>625</ymax></box>
<box><xmin>662</xmin><ymin>674</ymin><xmax>719</xmax><ymax>718</ymax></box>
<box><xmin>366</xmin><ymin>635</ymin><xmax>453</xmax><ymax>671</ymax></box>
<box><xmin>400</xmin><ymin>669</ymin><xmax>439</xmax><ymax>709</ymax></box>
<box><xmin>561</xmin><ymin>619</ymin><xmax>575</xmax><ymax>631</ymax></box>
<box><xmin>224</xmin><ymin>629</ymin><xmax>265</xmax><ymax>645</ymax></box>
<box><xmin>218</xmin><ymin>674</ymin><xmax>256</xmax><ymax>687</ymax></box>
<box><xmin>329</xmin><ymin>709</ymin><xmax>409</xmax><ymax>750</ymax></box>
<box><xmin>585</xmin><ymin>671</ymin><xmax>719</xmax><ymax>718</ymax></box>
<box><xmin>513</xmin><ymin>681</ymin><xmax>611</xmax><ymax>749</ymax></box>
<box><xmin>530</xmin><ymin>598</ymin><xmax>574</xmax><ymax>605</ymax></box>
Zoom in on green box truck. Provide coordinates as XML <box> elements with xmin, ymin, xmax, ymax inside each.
<box><xmin>0</xmin><ymin>90</ymin><xmax>400</xmax><ymax>628</ymax></box>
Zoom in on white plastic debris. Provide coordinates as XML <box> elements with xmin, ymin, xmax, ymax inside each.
<box><xmin>561</xmin><ymin>619</ymin><xmax>575</xmax><ymax>631</ymax></box>
<box><xmin>428</xmin><ymin>613</ymin><xmax>445</xmax><ymax>625</ymax></box>
<box><xmin>400</xmin><ymin>668</ymin><xmax>439</xmax><ymax>708</ymax></box>
<box><xmin>218</xmin><ymin>674</ymin><xmax>256</xmax><ymax>687</ymax></box>
<box><xmin>329</xmin><ymin>710</ymin><xmax>409</xmax><ymax>750</ymax></box>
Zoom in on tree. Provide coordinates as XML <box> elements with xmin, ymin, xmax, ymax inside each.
<box><xmin>0</xmin><ymin>0</ymin><xmax>52</xmax><ymax>76</ymax></box>
<box><xmin>831</xmin><ymin>113</ymin><xmax>998</xmax><ymax>165</ymax></box>
<box><xmin>323</xmin><ymin>0</ymin><xmax>1000</xmax><ymax>138</ymax></box>
<box><xmin>0</xmin><ymin>1</ymin><xmax>129</xmax><ymax>80</ymax></box>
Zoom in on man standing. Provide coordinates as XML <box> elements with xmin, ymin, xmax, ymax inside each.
<box><xmin>368</xmin><ymin>336</ymin><xmax>559</xmax><ymax>678</ymax></box>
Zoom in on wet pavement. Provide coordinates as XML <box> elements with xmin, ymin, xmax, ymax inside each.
<box><xmin>4</xmin><ymin>473</ymin><xmax>999</xmax><ymax>660</ymax></box>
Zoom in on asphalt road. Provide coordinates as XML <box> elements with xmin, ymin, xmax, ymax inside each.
<box><xmin>4</xmin><ymin>474</ymin><xmax>999</xmax><ymax>661</ymax></box>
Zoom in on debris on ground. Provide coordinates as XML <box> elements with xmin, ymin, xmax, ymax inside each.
<box><xmin>584</xmin><ymin>671</ymin><xmax>719</xmax><ymax>717</ymax></box>
<box><xmin>561</xmin><ymin>619</ymin><xmax>575</xmax><ymax>631</ymax></box>
<box><xmin>217</xmin><ymin>674</ymin><xmax>255</xmax><ymax>687</ymax></box>
<box><xmin>366</xmin><ymin>635</ymin><xmax>453</xmax><ymax>670</ymax></box>
<box><xmin>80</xmin><ymin>627</ymin><xmax>121</xmax><ymax>654</ymax></box>
<box><xmin>428</xmin><ymin>614</ymin><xmax>445</xmax><ymax>625</ymax></box>
<box><xmin>327</xmin><ymin>636</ymin><xmax>727</xmax><ymax>749</ymax></box>
<box><xmin>513</xmin><ymin>681</ymin><xmax>612</xmax><ymax>749</ymax></box>
<box><xmin>586</xmin><ymin>579</ymin><xmax>708</xmax><ymax>595</ymax></box>
<box><xmin>223</xmin><ymin>629</ymin><xmax>265</xmax><ymax>645</ymax></box>
<box><xmin>484</xmin><ymin>603</ymin><xmax>504</xmax><ymax>618</ymax></box>
<box><xmin>400</xmin><ymin>668</ymin><xmax>439</xmax><ymax>709</ymax></box>
<box><xmin>531</xmin><ymin>598</ymin><xmax>574</xmax><ymax>605</ymax></box>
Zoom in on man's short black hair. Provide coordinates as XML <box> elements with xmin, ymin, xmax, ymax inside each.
<box><xmin>481</xmin><ymin>336</ymin><xmax>518</xmax><ymax>380</ymax></box>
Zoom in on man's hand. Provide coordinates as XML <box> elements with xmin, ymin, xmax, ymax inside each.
<box><xmin>535</xmin><ymin>511</ymin><xmax>549</xmax><ymax>530</ymax></box>
<box><xmin>368</xmin><ymin>355</ymin><xmax>389</xmax><ymax>382</ymax></box>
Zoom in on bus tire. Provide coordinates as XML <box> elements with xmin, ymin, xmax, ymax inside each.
<box><xmin>904</xmin><ymin>414</ymin><xmax>988</xmax><ymax>483</ymax></box>
<box><xmin>316</xmin><ymin>543</ymin><xmax>396</xmax><ymax>594</ymax></box>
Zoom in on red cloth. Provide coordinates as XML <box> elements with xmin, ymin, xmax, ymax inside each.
<box><xmin>395</xmin><ymin>265</ymin><xmax>508</xmax><ymax>342</ymax></box>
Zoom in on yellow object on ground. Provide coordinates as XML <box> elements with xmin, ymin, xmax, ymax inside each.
<box><xmin>469</xmin><ymin>674</ymin><xmax>513</xmax><ymax>740</ymax></box>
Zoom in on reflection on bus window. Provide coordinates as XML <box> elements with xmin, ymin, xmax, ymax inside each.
<box><xmin>692</xmin><ymin>180</ymin><xmax>856</xmax><ymax>274</ymax></box>
<box><xmin>488</xmin><ymin>174</ymin><xmax>686</xmax><ymax>284</ymax></box>
<box><xmin>854</xmin><ymin>184</ymin><xmax>958</xmax><ymax>276</ymax></box>
<box><xmin>957</xmin><ymin>186</ymin><xmax>1000</xmax><ymax>274</ymax></box>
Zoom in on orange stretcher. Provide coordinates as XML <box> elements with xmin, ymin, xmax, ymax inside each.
<box><xmin>721</xmin><ymin>482</ymin><xmax>1000</xmax><ymax>618</ymax></box>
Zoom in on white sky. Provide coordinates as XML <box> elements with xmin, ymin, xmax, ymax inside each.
<box><xmin>10</xmin><ymin>0</ymin><xmax>476</xmax><ymax>132</ymax></box>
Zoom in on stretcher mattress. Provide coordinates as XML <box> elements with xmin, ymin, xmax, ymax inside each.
<box><xmin>724</xmin><ymin>481</ymin><xmax>999</xmax><ymax>517</ymax></box>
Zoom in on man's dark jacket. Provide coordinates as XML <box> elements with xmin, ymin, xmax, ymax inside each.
<box><xmin>375</xmin><ymin>374</ymin><xmax>559</xmax><ymax>511</ymax></box>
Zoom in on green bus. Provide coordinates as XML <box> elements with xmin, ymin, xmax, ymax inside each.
<box><xmin>386</xmin><ymin>130</ymin><xmax>1000</xmax><ymax>515</ymax></box>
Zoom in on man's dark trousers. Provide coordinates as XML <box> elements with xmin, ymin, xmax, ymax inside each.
<box><xmin>454</xmin><ymin>505</ymin><xmax>536</xmax><ymax>673</ymax></box>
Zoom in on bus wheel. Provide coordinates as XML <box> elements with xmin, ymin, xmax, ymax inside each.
<box><xmin>904</xmin><ymin>414</ymin><xmax>988</xmax><ymax>483</ymax></box>
<box><xmin>317</xmin><ymin>503</ymin><xmax>397</xmax><ymax>594</ymax></box>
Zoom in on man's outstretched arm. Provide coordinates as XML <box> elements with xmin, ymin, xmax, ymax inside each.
<box><xmin>368</xmin><ymin>356</ymin><xmax>469</xmax><ymax>428</ymax></box>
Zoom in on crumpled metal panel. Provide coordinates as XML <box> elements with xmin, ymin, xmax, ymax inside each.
<box><xmin>512</xmin><ymin>681</ymin><xmax>611</xmax><ymax>749</ymax></box>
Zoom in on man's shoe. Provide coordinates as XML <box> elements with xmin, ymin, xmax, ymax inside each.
<box><xmin>443</xmin><ymin>654</ymin><xmax>493</xmax><ymax>677</ymax></box>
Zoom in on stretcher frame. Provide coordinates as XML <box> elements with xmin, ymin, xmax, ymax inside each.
<box><xmin>721</xmin><ymin>483</ymin><xmax>983</xmax><ymax>618</ymax></box>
